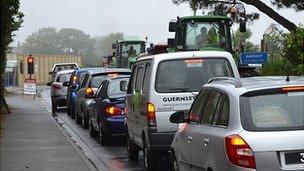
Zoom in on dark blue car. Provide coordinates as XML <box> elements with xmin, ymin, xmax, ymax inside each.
<box><xmin>65</xmin><ymin>68</ymin><xmax>101</xmax><ymax>118</ymax></box>
<box><xmin>87</xmin><ymin>75</ymin><xmax>130</xmax><ymax>144</ymax></box>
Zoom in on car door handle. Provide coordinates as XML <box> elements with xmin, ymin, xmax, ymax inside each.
<box><xmin>203</xmin><ymin>138</ymin><xmax>210</xmax><ymax>146</ymax></box>
<box><xmin>187</xmin><ymin>136</ymin><xmax>192</xmax><ymax>144</ymax></box>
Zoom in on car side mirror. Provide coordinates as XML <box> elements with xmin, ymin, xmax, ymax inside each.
<box><xmin>239</xmin><ymin>19</ymin><xmax>246</xmax><ymax>32</ymax></box>
<box><xmin>63</xmin><ymin>81</ymin><xmax>70</xmax><ymax>87</ymax></box>
<box><xmin>112</xmin><ymin>43</ymin><xmax>116</xmax><ymax>49</ymax></box>
<box><xmin>46</xmin><ymin>82</ymin><xmax>52</xmax><ymax>86</ymax></box>
<box><xmin>170</xmin><ymin>111</ymin><xmax>186</xmax><ymax>123</ymax></box>
<box><xmin>169</xmin><ymin>21</ymin><xmax>177</xmax><ymax>32</ymax></box>
<box><xmin>70</xmin><ymin>85</ymin><xmax>78</xmax><ymax>92</ymax></box>
<box><xmin>167</xmin><ymin>38</ymin><xmax>175</xmax><ymax>47</ymax></box>
<box><xmin>49</xmin><ymin>71</ymin><xmax>52</xmax><ymax>75</ymax></box>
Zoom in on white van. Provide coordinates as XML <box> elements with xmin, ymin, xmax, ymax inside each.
<box><xmin>125</xmin><ymin>51</ymin><xmax>240</xmax><ymax>170</ymax></box>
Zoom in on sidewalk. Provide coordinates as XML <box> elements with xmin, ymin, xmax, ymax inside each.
<box><xmin>0</xmin><ymin>92</ymin><xmax>95</xmax><ymax>171</ymax></box>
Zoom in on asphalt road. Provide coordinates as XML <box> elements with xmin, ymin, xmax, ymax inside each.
<box><xmin>40</xmin><ymin>88</ymin><xmax>156</xmax><ymax>171</ymax></box>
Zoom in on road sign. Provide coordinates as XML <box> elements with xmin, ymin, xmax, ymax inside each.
<box><xmin>240</xmin><ymin>52</ymin><xmax>268</xmax><ymax>64</ymax></box>
<box><xmin>23</xmin><ymin>78</ymin><xmax>37</xmax><ymax>95</ymax></box>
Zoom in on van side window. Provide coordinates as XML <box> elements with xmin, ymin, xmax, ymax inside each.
<box><xmin>200</xmin><ymin>90</ymin><xmax>222</xmax><ymax>125</ymax></box>
<box><xmin>142</xmin><ymin>63</ymin><xmax>151</xmax><ymax>94</ymax></box>
<box><xmin>135</xmin><ymin>67</ymin><xmax>144</xmax><ymax>91</ymax></box>
<box><xmin>127</xmin><ymin>65</ymin><xmax>137</xmax><ymax>94</ymax></box>
<box><xmin>188</xmin><ymin>89</ymin><xmax>209</xmax><ymax>122</ymax></box>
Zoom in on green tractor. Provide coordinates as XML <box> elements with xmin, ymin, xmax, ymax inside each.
<box><xmin>112</xmin><ymin>38</ymin><xmax>146</xmax><ymax>69</ymax></box>
<box><xmin>167</xmin><ymin>15</ymin><xmax>258</xmax><ymax>77</ymax></box>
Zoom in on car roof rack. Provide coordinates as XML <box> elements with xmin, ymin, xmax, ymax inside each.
<box><xmin>207</xmin><ymin>77</ymin><xmax>242</xmax><ymax>88</ymax></box>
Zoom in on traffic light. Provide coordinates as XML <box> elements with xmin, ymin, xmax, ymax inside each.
<box><xmin>27</xmin><ymin>55</ymin><xmax>34</xmax><ymax>74</ymax></box>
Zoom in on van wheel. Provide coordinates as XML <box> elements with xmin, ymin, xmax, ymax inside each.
<box><xmin>143</xmin><ymin>142</ymin><xmax>157</xmax><ymax>171</ymax></box>
<box><xmin>126</xmin><ymin>134</ymin><xmax>139</xmax><ymax>161</ymax></box>
<box><xmin>89</xmin><ymin>120</ymin><xmax>97</xmax><ymax>137</ymax></box>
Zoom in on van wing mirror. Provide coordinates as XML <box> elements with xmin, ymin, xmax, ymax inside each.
<box><xmin>169</xmin><ymin>21</ymin><xmax>178</xmax><ymax>32</ymax></box>
<box><xmin>169</xmin><ymin>111</ymin><xmax>186</xmax><ymax>123</ymax></box>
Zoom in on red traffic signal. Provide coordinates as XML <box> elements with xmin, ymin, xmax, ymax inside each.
<box><xmin>27</xmin><ymin>55</ymin><xmax>34</xmax><ymax>74</ymax></box>
<box><xmin>27</xmin><ymin>56</ymin><xmax>34</xmax><ymax>63</ymax></box>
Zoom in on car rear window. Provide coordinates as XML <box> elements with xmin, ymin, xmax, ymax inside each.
<box><xmin>240</xmin><ymin>89</ymin><xmax>304</xmax><ymax>131</ymax></box>
<box><xmin>91</xmin><ymin>75</ymin><xmax>106</xmax><ymax>88</ymax></box>
<box><xmin>155</xmin><ymin>58</ymin><xmax>233</xmax><ymax>93</ymax></box>
<box><xmin>108</xmin><ymin>78</ymin><xmax>129</xmax><ymax>95</ymax></box>
<box><xmin>54</xmin><ymin>64</ymin><xmax>78</xmax><ymax>72</ymax></box>
<box><xmin>57</xmin><ymin>73</ymin><xmax>72</xmax><ymax>82</ymax></box>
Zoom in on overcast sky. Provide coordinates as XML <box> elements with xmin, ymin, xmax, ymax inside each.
<box><xmin>13</xmin><ymin>0</ymin><xmax>304</xmax><ymax>46</ymax></box>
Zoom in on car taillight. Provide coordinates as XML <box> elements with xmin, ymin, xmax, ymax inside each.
<box><xmin>72</xmin><ymin>76</ymin><xmax>77</xmax><ymax>84</ymax></box>
<box><xmin>52</xmin><ymin>84</ymin><xmax>61</xmax><ymax>89</ymax></box>
<box><xmin>86</xmin><ymin>87</ymin><xmax>94</xmax><ymax>96</ymax></box>
<box><xmin>147</xmin><ymin>102</ymin><xmax>156</xmax><ymax>126</ymax></box>
<box><xmin>105</xmin><ymin>106</ymin><xmax>122</xmax><ymax>116</ymax></box>
<box><xmin>225</xmin><ymin>134</ymin><xmax>256</xmax><ymax>169</ymax></box>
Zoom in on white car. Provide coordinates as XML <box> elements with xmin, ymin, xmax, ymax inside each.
<box><xmin>49</xmin><ymin>69</ymin><xmax>74</xmax><ymax>114</ymax></box>
<box><xmin>49</xmin><ymin>63</ymin><xmax>79</xmax><ymax>83</ymax></box>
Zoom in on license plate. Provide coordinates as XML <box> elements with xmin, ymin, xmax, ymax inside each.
<box><xmin>284</xmin><ymin>150</ymin><xmax>304</xmax><ymax>165</ymax></box>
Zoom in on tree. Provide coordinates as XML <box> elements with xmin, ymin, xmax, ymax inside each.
<box><xmin>22</xmin><ymin>28</ymin><xmax>62</xmax><ymax>55</ymax></box>
<box><xmin>271</xmin><ymin>0</ymin><xmax>304</xmax><ymax>11</ymax></box>
<box><xmin>21</xmin><ymin>28</ymin><xmax>98</xmax><ymax>66</ymax></box>
<box><xmin>0</xmin><ymin>0</ymin><xmax>23</xmax><ymax>113</ymax></box>
<box><xmin>96</xmin><ymin>32</ymin><xmax>124</xmax><ymax>57</ymax></box>
<box><xmin>172</xmin><ymin>0</ymin><xmax>301</xmax><ymax>31</ymax></box>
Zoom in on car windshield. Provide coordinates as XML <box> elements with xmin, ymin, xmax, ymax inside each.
<box><xmin>121</xmin><ymin>43</ymin><xmax>143</xmax><ymax>57</ymax></box>
<box><xmin>240</xmin><ymin>90</ymin><xmax>304</xmax><ymax>131</ymax></box>
<box><xmin>185</xmin><ymin>21</ymin><xmax>229</xmax><ymax>51</ymax></box>
<box><xmin>155</xmin><ymin>58</ymin><xmax>233</xmax><ymax>93</ymax></box>
<box><xmin>108</xmin><ymin>78</ymin><xmax>129</xmax><ymax>95</ymax></box>
<box><xmin>58</xmin><ymin>73</ymin><xmax>71</xmax><ymax>82</ymax></box>
<box><xmin>91</xmin><ymin>75</ymin><xmax>106</xmax><ymax>88</ymax></box>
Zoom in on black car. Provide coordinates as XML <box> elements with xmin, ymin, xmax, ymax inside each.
<box><xmin>87</xmin><ymin>75</ymin><xmax>130</xmax><ymax>144</ymax></box>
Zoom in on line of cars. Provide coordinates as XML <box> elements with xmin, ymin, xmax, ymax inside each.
<box><xmin>48</xmin><ymin>63</ymin><xmax>131</xmax><ymax>143</ymax></box>
<box><xmin>48</xmin><ymin>56</ymin><xmax>304</xmax><ymax>171</ymax></box>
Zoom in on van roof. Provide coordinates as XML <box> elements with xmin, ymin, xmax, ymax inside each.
<box><xmin>137</xmin><ymin>51</ymin><xmax>234</xmax><ymax>62</ymax></box>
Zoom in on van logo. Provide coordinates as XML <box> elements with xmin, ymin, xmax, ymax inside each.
<box><xmin>163</xmin><ymin>96</ymin><xmax>195</xmax><ymax>102</ymax></box>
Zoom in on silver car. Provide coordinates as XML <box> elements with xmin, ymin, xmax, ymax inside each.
<box><xmin>50</xmin><ymin>69</ymin><xmax>74</xmax><ymax>114</ymax></box>
<box><xmin>170</xmin><ymin>76</ymin><xmax>304</xmax><ymax>171</ymax></box>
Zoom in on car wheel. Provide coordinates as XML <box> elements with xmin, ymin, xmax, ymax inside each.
<box><xmin>98</xmin><ymin>122</ymin><xmax>108</xmax><ymax>145</ymax></box>
<box><xmin>126</xmin><ymin>133</ymin><xmax>139</xmax><ymax>161</ymax></box>
<box><xmin>67</xmin><ymin>106</ymin><xmax>71</xmax><ymax>116</ymax></box>
<box><xmin>82</xmin><ymin>113</ymin><xmax>89</xmax><ymax>129</ymax></box>
<box><xmin>171</xmin><ymin>151</ymin><xmax>179</xmax><ymax>171</ymax></box>
<box><xmin>143</xmin><ymin>141</ymin><xmax>157</xmax><ymax>171</ymax></box>
<box><xmin>51</xmin><ymin>100</ymin><xmax>57</xmax><ymax>114</ymax></box>
<box><xmin>89</xmin><ymin>119</ymin><xmax>97</xmax><ymax>138</ymax></box>
<box><xmin>71</xmin><ymin>108</ymin><xmax>75</xmax><ymax>119</ymax></box>
<box><xmin>76</xmin><ymin>111</ymin><xmax>81</xmax><ymax>125</ymax></box>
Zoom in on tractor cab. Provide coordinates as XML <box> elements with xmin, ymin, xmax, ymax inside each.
<box><xmin>112</xmin><ymin>39</ymin><xmax>145</xmax><ymax>68</ymax></box>
<box><xmin>168</xmin><ymin>15</ymin><xmax>234</xmax><ymax>52</ymax></box>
